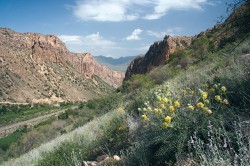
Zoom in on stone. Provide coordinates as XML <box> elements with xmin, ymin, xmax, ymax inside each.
<box><xmin>113</xmin><ymin>155</ymin><xmax>121</xmax><ymax>161</ymax></box>
<box><xmin>124</xmin><ymin>35</ymin><xmax>192</xmax><ymax>81</ymax></box>
<box><xmin>82</xmin><ymin>161</ymin><xmax>88</xmax><ymax>166</ymax></box>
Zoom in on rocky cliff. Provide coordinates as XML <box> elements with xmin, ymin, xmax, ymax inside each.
<box><xmin>0</xmin><ymin>28</ymin><xmax>124</xmax><ymax>103</ymax></box>
<box><xmin>124</xmin><ymin>35</ymin><xmax>192</xmax><ymax>81</ymax></box>
<box><xmin>67</xmin><ymin>53</ymin><xmax>124</xmax><ymax>88</ymax></box>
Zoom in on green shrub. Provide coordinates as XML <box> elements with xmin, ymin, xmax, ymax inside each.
<box><xmin>0</xmin><ymin>131</ymin><xmax>23</xmax><ymax>151</ymax></box>
<box><xmin>122</xmin><ymin>74</ymin><xmax>155</xmax><ymax>93</ymax></box>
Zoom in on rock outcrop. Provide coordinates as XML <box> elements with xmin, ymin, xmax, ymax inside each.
<box><xmin>67</xmin><ymin>53</ymin><xmax>124</xmax><ymax>88</ymax></box>
<box><xmin>124</xmin><ymin>35</ymin><xmax>192</xmax><ymax>81</ymax></box>
<box><xmin>82</xmin><ymin>155</ymin><xmax>121</xmax><ymax>166</ymax></box>
<box><xmin>0</xmin><ymin>28</ymin><xmax>124</xmax><ymax>103</ymax></box>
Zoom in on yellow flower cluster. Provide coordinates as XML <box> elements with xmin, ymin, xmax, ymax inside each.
<box><xmin>138</xmin><ymin>83</ymin><xmax>230</xmax><ymax>129</ymax></box>
<box><xmin>141</xmin><ymin>114</ymin><xmax>148</xmax><ymax>120</ymax></box>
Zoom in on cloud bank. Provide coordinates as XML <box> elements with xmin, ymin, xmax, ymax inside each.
<box><xmin>73</xmin><ymin>0</ymin><xmax>209</xmax><ymax>22</ymax></box>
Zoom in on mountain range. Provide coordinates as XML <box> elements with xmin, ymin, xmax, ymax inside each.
<box><xmin>0</xmin><ymin>28</ymin><xmax>124</xmax><ymax>103</ymax></box>
<box><xmin>94</xmin><ymin>55</ymin><xmax>139</xmax><ymax>72</ymax></box>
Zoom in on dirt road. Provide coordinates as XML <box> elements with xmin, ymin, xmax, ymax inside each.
<box><xmin>0</xmin><ymin>109</ymin><xmax>68</xmax><ymax>137</ymax></box>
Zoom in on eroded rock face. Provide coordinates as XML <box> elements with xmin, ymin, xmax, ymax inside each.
<box><xmin>124</xmin><ymin>35</ymin><xmax>192</xmax><ymax>81</ymax></box>
<box><xmin>67</xmin><ymin>53</ymin><xmax>124</xmax><ymax>88</ymax></box>
<box><xmin>0</xmin><ymin>28</ymin><xmax>124</xmax><ymax>103</ymax></box>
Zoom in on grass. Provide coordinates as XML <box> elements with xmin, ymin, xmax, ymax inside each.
<box><xmin>1</xmin><ymin>108</ymin><xmax>125</xmax><ymax>166</ymax></box>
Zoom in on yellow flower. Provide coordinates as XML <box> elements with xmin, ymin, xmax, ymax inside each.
<box><xmin>220</xmin><ymin>86</ymin><xmax>227</xmax><ymax>93</ymax></box>
<box><xmin>209</xmin><ymin>88</ymin><xmax>215</xmax><ymax>93</ymax></box>
<box><xmin>201</xmin><ymin>92</ymin><xmax>208</xmax><ymax>99</ymax></box>
<box><xmin>169</xmin><ymin>106</ymin><xmax>175</xmax><ymax>114</ymax></box>
<box><xmin>141</xmin><ymin>114</ymin><xmax>148</xmax><ymax>120</ymax></box>
<box><xmin>174</xmin><ymin>101</ymin><xmax>180</xmax><ymax>108</ymax></box>
<box><xmin>196</xmin><ymin>102</ymin><xmax>205</xmax><ymax>109</ymax></box>
<box><xmin>205</xmin><ymin>109</ymin><xmax>212</xmax><ymax>115</ymax></box>
<box><xmin>188</xmin><ymin>105</ymin><xmax>195</xmax><ymax>111</ymax></box>
<box><xmin>162</xmin><ymin>122</ymin><xmax>170</xmax><ymax>128</ymax></box>
<box><xmin>215</xmin><ymin>95</ymin><xmax>222</xmax><ymax>102</ymax></box>
<box><xmin>223</xmin><ymin>99</ymin><xmax>229</xmax><ymax>105</ymax></box>
<box><xmin>164</xmin><ymin>116</ymin><xmax>172</xmax><ymax>123</ymax></box>
<box><xmin>162</xmin><ymin>97</ymin><xmax>169</xmax><ymax>103</ymax></box>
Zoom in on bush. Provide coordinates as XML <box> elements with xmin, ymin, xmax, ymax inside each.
<box><xmin>123</xmin><ymin>82</ymin><xmax>240</xmax><ymax>165</ymax></box>
<box><xmin>186</xmin><ymin>121</ymin><xmax>250</xmax><ymax>166</ymax></box>
<box><xmin>122</xmin><ymin>74</ymin><xmax>155</xmax><ymax>93</ymax></box>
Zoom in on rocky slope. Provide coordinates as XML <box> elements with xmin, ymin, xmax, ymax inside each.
<box><xmin>67</xmin><ymin>53</ymin><xmax>124</xmax><ymax>88</ymax></box>
<box><xmin>0</xmin><ymin>28</ymin><xmax>124</xmax><ymax>103</ymax></box>
<box><xmin>124</xmin><ymin>35</ymin><xmax>192</xmax><ymax>81</ymax></box>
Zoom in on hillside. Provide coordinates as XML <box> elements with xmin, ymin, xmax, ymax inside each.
<box><xmin>1</xmin><ymin>1</ymin><xmax>250</xmax><ymax>166</ymax></box>
<box><xmin>0</xmin><ymin>28</ymin><xmax>124</xmax><ymax>103</ymax></box>
<box><xmin>94</xmin><ymin>55</ymin><xmax>138</xmax><ymax>72</ymax></box>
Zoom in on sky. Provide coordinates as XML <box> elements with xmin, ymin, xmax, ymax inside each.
<box><xmin>0</xmin><ymin>0</ymin><xmax>234</xmax><ymax>58</ymax></box>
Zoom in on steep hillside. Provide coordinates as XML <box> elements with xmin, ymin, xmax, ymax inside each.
<box><xmin>124</xmin><ymin>36</ymin><xmax>192</xmax><ymax>80</ymax></box>
<box><xmin>0</xmin><ymin>28</ymin><xmax>124</xmax><ymax>103</ymax></box>
<box><xmin>94</xmin><ymin>55</ymin><xmax>138</xmax><ymax>72</ymax></box>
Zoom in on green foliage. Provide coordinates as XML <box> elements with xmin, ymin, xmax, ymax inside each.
<box><xmin>57</xmin><ymin>111</ymin><xmax>69</xmax><ymax>120</ymax></box>
<box><xmin>0</xmin><ymin>103</ymin><xmax>75</xmax><ymax>126</ymax></box>
<box><xmin>0</xmin><ymin>130</ymin><xmax>23</xmax><ymax>151</ymax></box>
<box><xmin>122</xmin><ymin>74</ymin><xmax>155</xmax><ymax>93</ymax></box>
<box><xmin>86</xmin><ymin>92</ymin><xmax>122</xmax><ymax>113</ymax></box>
<box><xmin>86</xmin><ymin>100</ymin><xmax>98</xmax><ymax>109</ymax></box>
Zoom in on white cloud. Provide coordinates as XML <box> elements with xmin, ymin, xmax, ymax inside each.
<box><xmin>58</xmin><ymin>32</ymin><xmax>120</xmax><ymax>55</ymax></box>
<box><xmin>147</xmin><ymin>27</ymin><xmax>182</xmax><ymax>38</ymax></box>
<box><xmin>73</xmin><ymin>0</ymin><xmax>139</xmax><ymax>22</ymax></box>
<box><xmin>144</xmin><ymin>0</ymin><xmax>207</xmax><ymax>20</ymax></box>
<box><xmin>73</xmin><ymin>0</ymin><xmax>210</xmax><ymax>22</ymax></box>
<box><xmin>126</xmin><ymin>29</ymin><xmax>143</xmax><ymax>41</ymax></box>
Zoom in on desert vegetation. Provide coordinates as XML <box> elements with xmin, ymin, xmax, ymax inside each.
<box><xmin>1</xmin><ymin>1</ymin><xmax>250</xmax><ymax>166</ymax></box>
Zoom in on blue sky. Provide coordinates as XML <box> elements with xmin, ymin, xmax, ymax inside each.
<box><xmin>0</xmin><ymin>0</ymin><xmax>233</xmax><ymax>58</ymax></box>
